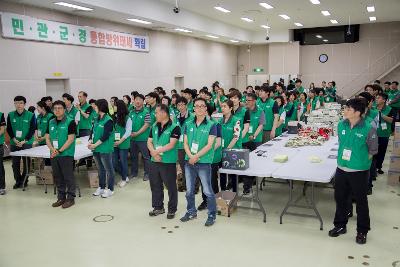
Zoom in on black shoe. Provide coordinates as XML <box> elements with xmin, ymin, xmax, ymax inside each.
<box><xmin>328</xmin><ymin>227</ymin><xmax>347</xmax><ymax>237</ymax></box>
<box><xmin>348</xmin><ymin>211</ymin><xmax>353</xmax><ymax>218</ymax></box>
<box><xmin>377</xmin><ymin>169</ymin><xmax>384</xmax><ymax>175</ymax></box>
<box><xmin>167</xmin><ymin>213</ymin><xmax>175</xmax><ymax>219</ymax></box>
<box><xmin>197</xmin><ymin>201</ymin><xmax>207</xmax><ymax>211</ymax></box>
<box><xmin>372</xmin><ymin>176</ymin><xmax>376</xmax><ymax>181</ymax></box>
<box><xmin>243</xmin><ymin>189</ymin><xmax>251</xmax><ymax>195</ymax></box>
<box><xmin>149</xmin><ymin>208</ymin><xmax>165</xmax><ymax>217</ymax></box>
<box><xmin>367</xmin><ymin>188</ymin><xmax>372</xmax><ymax>195</ymax></box>
<box><xmin>13</xmin><ymin>183</ymin><xmax>22</xmax><ymax>189</ymax></box>
<box><xmin>356</xmin><ymin>232</ymin><xmax>367</xmax><ymax>244</ymax></box>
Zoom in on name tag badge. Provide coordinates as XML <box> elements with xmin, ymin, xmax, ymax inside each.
<box><xmin>16</xmin><ymin>130</ymin><xmax>22</xmax><ymax>138</ymax></box>
<box><xmin>115</xmin><ymin>133</ymin><xmax>121</xmax><ymax>141</ymax></box>
<box><xmin>37</xmin><ymin>130</ymin><xmax>42</xmax><ymax>137</ymax></box>
<box><xmin>381</xmin><ymin>123</ymin><xmax>387</xmax><ymax>130</ymax></box>
<box><xmin>342</xmin><ymin>149</ymin><xmax>352</xmax><ymax>161</ymax></box>
<box><xmin>179</xmin><ymin>135</ymin><xmax>183</xmax><ymax>142</ymax></box>
<box><xmin>248</xmin><ymin>126</ymin><xmax>254</xmax><ymax>134</ymax></box>
<box><xmin>191</xmin><ymin>142</ymin><xmax>199</xmax><ymax>154</ymax></box>
<box><xmin>53</xmin><ymin>140</ymin><xmax>59</xmax><ymax>149</ymax></box>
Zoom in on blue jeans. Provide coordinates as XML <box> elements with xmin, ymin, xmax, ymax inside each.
<box><xmin>185</xmin><ymin>162</ymin><xmax>216</xmax><ymax>216</ymax></box>
<box><xmin>113</xmin><ymin>148</ymin><xmax>129</xmax><ymax>181</ymax></box>
<box><xmin>130</xmin><ymin>140</ymin><xmax>150</xmax><ymax>177</ymax></box>
<box><xmin>93</xmin><ymin>152</ymin><xmax>115</xmax><ymax>191</ymax></box>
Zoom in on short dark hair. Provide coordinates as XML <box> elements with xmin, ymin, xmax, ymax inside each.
<box><xmin>246</xmin><ymin>93</ymin><xmax>257</xmax><ymax>100</ymax></box>
<box><xmin>146</xmin><ymin>92</ymin><xmax>160</xmax><ymax>103</ymax></box>
<box><xmin>296</xmin><ymin>79</ymin><xmax>302</xmax><ymax>83</ymax></box>
<box><xmin>392</xmin><ymin>81</ymin><xmax>399</xmax><ymax>86</ymax></box>
<box><xmin>300</xmin><ymin>92</ymin><xmax>308</xmax><ymax>99</ymax></box>
<box><xmin>157</xmin><ymin>104</ymin><xmax>170</xmax><ymax>116</ymax></box>
<box><xmin>288</xmin><ymin>91</ymin><xmax>297</xmax><ymax>99</ymax></box>
<box><xmin>374</xmin><ymin>80</ymin><xmax>381</xmax><ymax>84</ymax></box>
<box><xmin>372</xmin><ymin>84</ymin><xmax>383</xmax><ymax>93</ymax></box>
<box><xmin>14</xmin><ymin>95</ymin><xmax>26</xmax><ymax>103</ymax></box>
<box><xmin>131</xmin><ymin>91</ymin><xmax>139</xmax><ymax>98</ymax></box>
<box><xmin>358</xmin><ymin>92</ymin><xmax>374</xmax><ymax>104</ymax></box>
<box><xmin>193</xmin><ymin>97</ymin><xmax>207</xmax><ymax>107</ymax></box>
<box><xmin>274</xmin><ymin>95</ymin><xmax>284</xmax><ymax>104</ymax></box>
<box><xmin>62</xmin><ymin>93</ymin><xmax>74</xmax><ymax>103</ymax></box>
<box><xmin>52</xmin><ymin>100</ymin><xmax>66</xmax><ymax>109</ymax></box>
<box><xmin>47</xmin><ymin>96</ymin><xmax>53</xmax><ymax>101</ymax></box>
<box><xmin>377</xmin><ymin>93</ymin><xmax>388</xmax><ymax>101</ymax></box>
<box><xmin>41</xmin><ymin>97</ymin><xmax>48</xmax><ymax>102</ymax></box>
<box><xmin>345</xmin><ymin>98</ymin><xmax>366</xmax><ymax>115</ymax></box>
<box><xmin>254</xmin><ymin>86</ymin><xmax>261</xmax><ymax>91</ymax></box>
<box><xmin>95</xmin><ymin>99</ymin><xmax>109</xmax><ymax>114</ymax></box>
<box><xmin>79</xmin><ymin>91</ymin><xmax>88</xmax><ymax>97</ymax></box>
<box><xmin>384</xmin><ymin>81</ymin><xmax>391</xmax><ymax>85</ymax></box>
<box><xmin>176</xmin><ymin>96</ymin><xmax>188</xmax><ymax>105</ymax></box>
<box><xmin>260</xmin><ymin>86</ymin><xmax>272</xmax><ymax>94</ymax></box>
<box><xmin>228</xmin><ymin>89</ymin><xmax>242</xmax><ymax>100</ymax></box>
<box><xmin>135</xmin><ymin>94</ymin><xmax>145</xmax><ymax>101</ymax></box>
<box><xmin>171</xmin><ymin>93</ymin><xmax>180</xmax><ymax>100</ymax></box>
<box><xmin>111</xmin><ymin>96</ymin><xmax>118</xmax><ymax>102</ymax></box>
<box><xmin>171</xmin><ymin>89</ymin><xmax>178</xmax><ymax>95</ymax></box>
<box><xmin>28</xmin><ymin>106</ymin><xmax>36</xmax><ymax>113</ymax></box>
<box><xmin>89</xmin><ymin>99</ymin><xmax>96</xmax><ymax>105</ymax></box>
<box><xmin>36</xmin><ymin>101</ymin><xmax>52</xmax><ymax>113</ymax></box>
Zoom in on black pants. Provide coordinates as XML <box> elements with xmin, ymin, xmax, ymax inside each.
<box><xmin>51</xmin><ymin>156</ymin><xmax>76</xmax><ymax>200</ymax></box>
<box><xmin>242</xmin><ymin>141</ymin><xmax>261</xmax><ymax>191</ymax></box>
<box><xmin>0</xmin><ymin>145</ymin><xmax>5</xmax><ymax>190</ymax></box>
<box><xmin>177</xmin><ymin>149</ymin><xmax>186</xmax><ymax>188</ymax></box>
<box><xmin>333</xmin><ymin>168</ymin><xmax>370</xmax><ymax>234</ymax></box>
<box><xmin>11</xmin><ymin>144</ymin><xmax>32</xmax><ymax>185</ymax></box>
<box><xmin>220</xmin><ymin>173</ymin><xmax>237</xmax><ymax>192</ymax></box>
<box><xmin>148</xmin><ymin>162</ymin><xmax>178</xmax><ymax>213</ymax></box>
<box><xmin>374</xmin><ymin>136</ymin><xmax>389</xmax><ymax>170</ymax></box>
<box><xmin>368</xmin><ymin>157</ymin><xmax>377</xmax><ymax>188</ymax></box>
<box><xmin>201</xmin><ymin>162</ymin><xmax>220</xmax><ymax>202</ymax></box>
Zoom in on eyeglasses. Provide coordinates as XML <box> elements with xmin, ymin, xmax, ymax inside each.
<box><xmin>194</xmin><ymin>105</ymin><xmax>207</xmax><ymax>109</ymax></box>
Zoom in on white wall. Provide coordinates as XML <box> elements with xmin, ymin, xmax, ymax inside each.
<box><xmin>0</xmin><ymin>1</ymin><xmax>238</xmax><ymax>113</ymax></box>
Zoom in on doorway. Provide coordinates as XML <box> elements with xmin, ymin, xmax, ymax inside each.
<box><xmin>174</xmin><ymin>76</ymin><xmax>184</xmax><ymax>92</ymax></box>
<box><xmin>45</xmin><ymin>79</ymin><xmax>70</xmax><ymax>102</ymax></box>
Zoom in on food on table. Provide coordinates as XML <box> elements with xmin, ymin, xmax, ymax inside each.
<box><xmin>273</xmin><ymin>154</ymin><xmax>288</xmax><ymax>163</ymax></box>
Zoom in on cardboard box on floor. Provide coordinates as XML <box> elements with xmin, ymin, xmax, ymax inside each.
<box><xmin>389</xmin><ymin>156</ymin><xmax>400</xmax><ymax>172</ymax></box>
<box><xmin>36</xmin><ymin>166</ymin><xmax>54</xmax><ymax>185</ymax></box>
<box><xmin>387</xmin><ymin>170</ymin><xmax>400</xmax><ymax>186</ymax></box>
<box><xmin>216</xmin><ymin>191</ymin><xmax>238</xmax><ymax>217</ymax></box>
<box><xmin>87</xmin><ymin>169</ymin><xmax>99</xmax><ymax>188</ymax></box>
<box><xmin>395</xmin><ymin>122</ymin><xmax>400</xmax><ymax>140</ymax></box>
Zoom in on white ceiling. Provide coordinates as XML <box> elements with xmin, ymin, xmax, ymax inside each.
<box><xmin>3</xmin><ymin>0</ymin><xmax>400</xmax><ymax>44</ymax></box>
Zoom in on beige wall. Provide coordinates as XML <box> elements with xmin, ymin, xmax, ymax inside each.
<box><xmin>0</xmin><ymin>1</ymin><xmax>238</xmax><ymax>113</ymax></box>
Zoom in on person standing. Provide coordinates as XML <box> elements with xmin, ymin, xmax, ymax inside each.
<box><xmin>62</xmin><ymin>93</ymin><xmax>80</xmax><ymax>134</ymax></box>
<box><xmin>113</xmin><ymin>100</ymin><xmax>132</xmax><ymax>188</ymax></box>
<box><xmin>257</xmin><ymin>87</ymin><xmax>277</xmax><ymax>143</ymax></box>
<box><xmin>46</xmin><ymin>101</ymin><xmax>76</xmax><ymax>208</ymax></box>
<box><xmin>35</xmin><ymin>101</ymin><xmax>54</xmax><ymax>147</ymax></box>
<box><xmin>270</xmin><ymin>96</ymin><xmax>286</xmax><ymax>139</ymax></box>
<box><xmin>0</xmin><ymin>110</ymin><xmax>6</xmax><ymax>195</ymax></box>
<box><xmin>325</xmin><ymin>82</ymin><xmax>337</xmax><ymax>103</ymax></box>
<box><xmin>76</xmin><ymin>91</ymin><xmax>93</xmax><ymax>137</ymax></box>
<box><xmin>7</xmin><ymin>96</ymin><xmax>36</xmax><ymax>189</ymax></box>
<box><xmin>180</xmin><ymin>98</ymin><xmax>217</xmax><ymax>227</ymax></box>
<box><xmin>295</xmin><ymin>79</ymin><xmax>305</xmax><ymax>94</ymax></box>
<box><xmin>146</xmin><ymin>92</ymin><xmax>159</xmax><ymax>126</ymax></box>
<box><xmin>89</xmin><ymin>99</ymin><xmax>116</xmax><ymax>198</ymax></box>
<box><xmin>388</xmin><ymin>81</ymin><xmax>400</xmax><ymax>121</ymax></box>
<box><xmin>147</xmin><ymin>104</ymin><xmax>181</xmax><ymax>219</ymax></box>
<box><xmin>329</xmin><ymin>98</ymin><xmax>378</xmax><ymax>245</ymax></box>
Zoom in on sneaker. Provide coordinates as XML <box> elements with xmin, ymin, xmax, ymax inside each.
<box><xmin>167</xmin><ymin>212</ymin><xmax>175</xmax><ymax>219</ymax></box>
<box><xmin>143</xmin><ymin>175</ymin><xmax>149</xmax><ymax>181</ymax></box>
<box><xmin>205</xmin><ymin>215</ymin><xmax>216</xmax><ymax>227</ymax></box>
<box><xmin>62</xmin><ymin>199</ymin><xmax>75</xmax><ymax>209</ymax></box>
<box><xmin>149</xmin><ymin>208</ymin><xmax>165</xmax><ymax>217</ymax></box>
<box><xmin>356</xmin><ymin>232</ymin><xmax>367</xmax><ymax>244</ymax></box>
<box><xmin>377</xmin><ymin>169</ymin><xmax>384</xmax><ymax>175</ymax></box>
<box><xmin>197</xmin><ymin>201</ymin><xmax>207</xmax><ymax>211</ymax></box>
<box><xmin>180</xmin><ymin>212</ymin><xmax>197</xmax><ymax>222</ymax></box>
<box><xmin>13</xmin><ymin>183</ymin><xmax>22</xmax><ymax>189</ymax></box>
<box><xmin>101</xmin><ymin>189</ymin><xmax>114</xmax><ymax>198</ymax></box>
<box><xmin>328</xmin><ymin>227</ymin><xmax>347</xmax><ymax>237</ymax></box>
<box><xmin>92</xmin><ymin>187</ymin><xmax>104</xmax><ymax>196</ymax></box>
<box><xmin>0</xmin><ymin>189</ymin><xmax>6</xmax><ymax>195</ymax></box>
<box><xmin>52</xmin><ymin>199</ymin><xmax>65</xmax><ymax>207</ymax></box>
<box><xmin>119</xmin><ymin>180</ymin><xmax>127</xmax><ymax>188</ymax></box>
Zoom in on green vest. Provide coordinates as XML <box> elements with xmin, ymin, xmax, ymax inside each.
<box><xmin>286</xmin><ymin>100</ymin><xmax>298</xmax><ymax>122</ymax></box>
<box><xmin>296</xmin><ymin>86</ymin><xmax>305</xmax><ymax>94</ymax></box>
<box><xmin>114</xmin><ymin>116</ymin><xmax>131</xmax><ymax>149</ymax></box>
<box><xmin>377</xmin><ymin>105</ymin><xmax>392</xmax><ymax>137</ymax></box>
<box><xmin>215</xmin><ymin>95</ymin><xmax>227</xmax><ymax>112</ymax></box>
<box><xmin>130</xmin><ymin>107</ymin><xmax>150</xmax><ymax>141</ymax></box>
<box><xmin>257</xmin><ymin>98</ymin><xmax>275</xmax><ymax>131</ymax></box>
<box><xmin>37</xmin><ymin>112</ymin><xmax>54</xmax><ymax>145</ymax></box>
<box><xmin>298</xmin><ymin>101</ymin><xmax>307</xmax><ymax>121</ymax></box>
<box><xmin>337</xmin><ymin>119</ymin><xmax>373</xmax><ymax>171</ymax></box>
<box><xmin>243</xmin><ymin>107</ymin><xmax>263</xmax><ymax>143</ymax></box>
<box><xmin>176</xmin><ymin>111</ymin><xmax>194</xmax><ymax>150</ymax></box>
<box><xmin>148</xmin><ymin>105</ymin><xmax>157</xmax><ymax>125</ymax></box>
<box><xmin>0</xmin><ymin>112</ymin><xmax>4</xmax><ymax>145</ymax></box>
<box><xmin>185</xmin><ymin>117</ymin><xmax>215</xmax><ymax>163</ymax></box>
<box><xmin>325</xmin><ymin>88</ymin><xmax>336</xmax><ymax>103</ymax></box>
<box><xmin>151</xmin><ymin>122</ymin><xmax>178</xmax><ymax>163</ymax></box>
<box><xmin>276</xmin><ymin>106</ymin><xmax>285</xmax><ymax>136</ymax></box>
<box><xmin>48</xmin><ymin>116</ymin><xmax>76</xmax><ymax>157</ymax></box>
<box><xmin>66</xmin><ymin>106</ymin><xmax>79</xmax><ymax>133</ymax></box>
<box><xmin>78</xmin><ymin>103</ymin><xmax>92</xmax><ymax>130</ymax></box>
<box><xmin>389</xmin><ymin>90</ymin><xmax>400</xmax><ymax>108</ymax></box>
<box><xmin>187</xmin><ymin>101</ymin><xmax>194</xmax><ymax>113</ymax></box>
<box><xmin>220</xmin><ymin>115</ymin><xmax>242</xmax><ymax>149</ymax></box>
<box><xmin>9</xmin><ymin>110</ymin><xmax>34</xmax><ymax>145</ymax></box>
<box><xmin>93</xmin><ymin>114</ymin><xmax>114</xmax><ymax>153</ymax></box>
<box><xmin>307</xmin><ymin>97</ymin><xmax>319</xmax><ymax>111</ymax></box>
<box><xmin>233</xmin><ymin>106</ymin><xmax>247</xmax><ymax>126</ymax></box>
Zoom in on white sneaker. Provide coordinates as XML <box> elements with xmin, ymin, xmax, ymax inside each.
<box><xmin>125</xmin><ymin>177</ymin><xmax>130</xmax><ymax>183</ymax></box>
<box><xmin>119</xmin><ymin>180</ymin><xmax>127</xmax><ymax>188</ymax></box>
<box><xmin>101</xmin><ymin>189</ymin><xmax>114</xmax><ymax>198</ymax></box>
<box><xmin>93</xmin><ymin>187</ymin><xmax>104</xmax><ymax>196</ymax></box>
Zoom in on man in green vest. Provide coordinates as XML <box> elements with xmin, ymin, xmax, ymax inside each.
<box><xmin>46</xmin><ymin>100</ymin><xmax>77</xmax><ymax>209</ymax></box>
<box><xmin>76</xmin><ymin>91</ymin><xmax>93</xmax><ymax>137</ymax></box>
<box><xmin>295</xmin><ymin>79</ymin><xmax>305</xmax><ymax>94</ymax></box>
<box><xmin>145</xmin><ymin>92</ymin><xmax>159</xmax><ymax>126</ymax></box>
<box><xmin>7</xmin><ymin>96</ymin><xmax>36</xmax><ymax>189</ymax></box>
<box><xmin>147</xmin><ymin>104</ymin><xmax>181</xmax><ymax>219</ymax></box>
<box><xmin>258</xmin><ymin>86</ymin><xmax>278</xmax><ymax>142</ymax></box>
<box><xmin>130</xmin><ymin>94</ymin><xmax>151</xmax><ymax>181</ymax></box>
<box><xmin>329</xmin><ymin>98</ymin><xmax>378</xmax><ymax>245</ymax></box>
<box><xmin>270</xmin><ymin>96</ymin><xmax>286</xmax><ymax>139</ymax></box>
<box><xmin>181</xmin><ymin>98</ymin><xmax>217</xmax><ymax>227</ymax></box>
<box><xmin>182</xmin><ymin>88</ymin><xmax>195</xmax><ymax>113</ymax></box>
<box><xmin>388</xmin><ymin>81</ymin><xmax>400</xmax><ymax>122</ymax></box>
<box><xmin>383</xmin><ymin>81</ymin><xmax>391</xmax><ymax>94</ymax></box>
<box><xmin>0</xmin><ymin>110</ymin><xmax>6</xmax><ymax>195</ymax></box>
<box><xmin>62</xmin><ymin>93</ymin><xmax>80</xmax><ymax>133</ymax></box>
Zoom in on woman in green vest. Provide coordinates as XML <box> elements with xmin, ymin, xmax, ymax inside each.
<box><xmin>89</xmin><ymin>99</ymin><xmax>116</xmax><ymax>198</ymax></box>
<box><xmin>113</xmin><ymin>100</ymin><xmax>132</xmax><ymax>188</ymax></box>
<box><xmin>0</xmin><ymin>110</ymin><xmax>6</xmax><ymax>195</ymax></box>
<box><xmin>123</xmin><ymin>95</ymin><xmax>133</xmax><ymax>112</ymax></box>
<box><xmin>161</xmin><ymin>96</ymin><xmax>176</xmax><ymax>121</ymax></box>
<box><xmin>297</xmin><ymin>92</ymin><xmax>308</xmax><ymax>121</ymax></box>
<box><xmin>35</xmin><ymin>101</ymin><xmax>54</xmax><ymax>147</ymax></box>
<box><xmin>307</xmin><ymin>89</ymin><xmax>320</xmax><ymax>113</ymax></box>
<box><xmin>318</xmin><ymin>89</ymin><xmax>325</xmax><ymax>107</ymax></box>
<box><xmin>271</xmin><ymin>96</ymin><xmax>286</xmax><ymax>137</ymax></box>
<box><xmin>89</xmin><ymin>99</ymin><xmax>98</xmax><ymax>123</ymax></box>
<box><xmin>285</xmin><ymin>92</ymin><xmax>298</xmax><ymax>124</ymax></box>
<box><xmin>46</xmin><ymin>100</ymin><xmax>77</xmax><ymax>209</ymax></box>
<box><xmin>147</xmin><ymin>104</ymin><xmax>181</xmax><ymax>219</ymax></box>
<box><xmin>213</xmin><ymin>88</ymin><xmax>227</xmax><ymax>113</ymax></box>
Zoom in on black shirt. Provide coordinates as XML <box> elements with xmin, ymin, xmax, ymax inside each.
<box><xmin>149</xmin><ymin>120</ymin><xmax>181</xmax><ymax>139</ymax></box>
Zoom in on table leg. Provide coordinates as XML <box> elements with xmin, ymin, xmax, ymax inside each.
<box><xmin>280</xmin><ymin>180</ymin><xmax>293</xmax><ymax>224</ymax></box>
<box><xmin>255</xmin><ymin>177</ymin><xmax>267</xmax><ymax>223</ymax></box>
<box><xmin>310</xmin><ymin>182</ymin><xmax>323</xmax><ymax>231</ymax></box>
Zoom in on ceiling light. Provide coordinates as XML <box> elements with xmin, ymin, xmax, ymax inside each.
<box><xmin>321</xmin><ymin>10</ymin><xmax>331</xmax><ymax>16</ymax></box>
<box><xmin>309</xmin><ymin>0</ymin><xmax>320</xmax><ymax>4</ymax></box>
<box><xmin>126</xmin><ymin>18</ymin><xmax>152</xmax><ymax>25</ymax></box>
<box><xmin>54</xmin><ymin>2</ymin><xmax>93</xmax><ymax>11</ymax></box>
<box><xmin>279</xmin><ymin>14</ymin><xmax>290</xmax><ymax>20</ymax></box>
<box><xmin>330</xmin><ymin>19</ymin><xmax>338</xmax><ymax>24</ymax></box>
<box><xmin>175</xmin><ymin>28</ymin><xmax>192</xmax><ymax>33</ymax></box>
<box><xmin>323</xmin><ymin>39</ymin><xmax>328</xmax><ymax>42</ymax></box>
<box><xmin>367</xmin><ymin>6</ymin><xmax>375</xmax><ymax>12</ymax></box>
<box><xmin>214</xmin><ymin>6</ymin><xmax>231</xmax><ymax>13</ymax></box>
<box><xmin>230</xmin><ymin>40</ymin><xmax>239</xmax><ymax>43</ymax></box>
<box><xmin>369</xmin><ymin>16</ymin><xmax>377</xmax><ymax>21</ymax></box>
<box><xmin>294</xmin><ymin>22</ymin><xmax>303</xmax><ymax>27</ymax></box>
<box><xmin>316</xmin><ymin>35</ymin><xmax>323</xmax><ymax>38</ymax></box>
<box><xmin>259</xmin><ymin>3</ymin><xmax>274</xmax><ymax>9</ymax></box>
<box><xmin>241</xmin><ymin>17</ymin><xmax>254</xmax><ymax>22</ymax></box>
<box><xmin>261</xmin><ymin>25</ymin><xmax>271</xmax><ymax>29</ymax></box>
<box><xmin>206</xmin><ymin>35</ymin><xmax>219</xmax><ymax>39</ymax></box>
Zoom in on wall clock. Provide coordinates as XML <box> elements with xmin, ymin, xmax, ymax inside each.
<box><xmin>319</xmin><ymin>54</ymin><xmax>328</xmax><ymax>63</ymax></box>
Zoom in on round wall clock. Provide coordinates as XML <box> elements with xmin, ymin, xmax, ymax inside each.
<box><xmin>319</xmin><ymin>54</ymin><xmax>328</xmax><ymax>63</ymax></box>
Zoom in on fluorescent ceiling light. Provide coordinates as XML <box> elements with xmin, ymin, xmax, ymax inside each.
<box><xmin>294</xmin><ymin>22</ymin><xmax>303</xmax><ymax>27</ymax></box>
<box><xmin>54</xmin><ymin>2</ymin><xmax>93</xmax><ymax>11</ymax></box>
<box><xmin>321</xmin><ymin>10</ymin><xmax>331</xmax><ymax>16</ymax></box>
<box><xmin>259</xmin><ymin>3</ymin><xmax>274</xmax><ymax>9</ymax></box>
<box><xmin>241</xmin><ymin>17</ymin><xmax>254</xmax><ymax>22</ymax></box>
<box><xmin>316</xmin><ymin>35</ymin><xmax>323</xmax><ymax>38</ymax></box>
<box><xmin>279</xmin><ymin>14</ymin><xmax>290</xmax><ymax>20</ymax></box>
<box><xmin>126</xmin><ymin>18</ymin><xmax>152</xmax><ymax>25</ymax></box>
<box><xmin>367</xmin><ymin>6</ymin><xmax>375</xmax><ymax>12</ymax></box>
<box><xmin>214</xmin><ymin>6</ymin><xmax>231</xmax><ymax>13</ymax></box>
<box><xmin>310</xmin><ymin>0</ymin><xmax>320</xmax><ymax>4</ymax></box>
<box><xmin>261</xmin><ymin>25</ymin><xmax>271</xmax><ymax>29</ymax></box>
<box><xmin>323</xmin><ymin>39</ymin><xmax>328</xmax><ymax>42</ymax></box>
<box><xmin>369</xmin><ymin>16</ymin><xmax>377</xmax><ymax>21</ymax></box>
<box><xmin>230</xmin><ymin>40</ymin><xmax>239</xmax><ymax>43</ymax></box>
<box><xmin>330</xmin><ymin>19</ymin><xmax>338</xmax><ymax>24</ymax></box>
<box><xmin>175</xmin><ymin>28</ymin><xmax>192</xmax><ymax>33</ymax></box>
<box><xmin>206</xmin><ymin>35</ymin><xmax>219</xmax><ymax>39</ymax></box>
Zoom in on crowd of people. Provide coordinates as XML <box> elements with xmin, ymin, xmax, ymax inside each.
<box><xmin>0</xmin><ymin>78</ymin><xmax>398</xmax><ymax>238</ymax></box>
